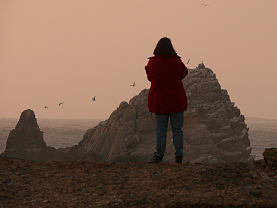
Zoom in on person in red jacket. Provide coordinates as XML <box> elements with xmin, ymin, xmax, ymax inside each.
<box><xmin>145</xmin><ymin>37</ymin><xmax>188</xmax><ymax>163</ymax></box>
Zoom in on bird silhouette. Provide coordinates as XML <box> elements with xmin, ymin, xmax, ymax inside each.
<box><xmin>130</xmin><ymin>82</ymin><xmax>135</xmax><ymax>87</ymax></box>
<box><xmin>92</xmin><ymin>96</ymin><xmax>96</xmax><ymax>101</ymax></box>
<box><xmin>201</xmin><ymin>4</ymin><xmax>211</xmax><ymax>6</ymax></box>
<box><xmin>59</xmin><ymin>102</ymin><xmax>63</xmax><ymax>106</ymax></box>
<box><xmin>186</xmin><ymin>59</ymin><xmax>190</xmax><ymax>64</ymax></box>
<box><xmin>44</xmin><ymin>106</ymin><xmax>48</xmax><ymax>109</ymax></box>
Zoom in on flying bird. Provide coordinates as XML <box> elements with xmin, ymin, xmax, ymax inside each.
<box><xmin>201</xmin><ymin>4</ymin><xmax>211</xmax><ymax>6</ymax></box>
<box><xmin>92</xmin><ymin>96</ymin><xmax>96</xmax><ymax>101</ymax></box>
<box><xmin>59</xmin><ymin>102</ymin><xmax>63</xmax><ymax>106</ymax></box>
<box><xmin>186</xmin><ymin>59</ymin><xmax>190</xmax><ymax>64</ymax></box>
<box><xmin>44</xmin><ymin>106</ymin><xmax>48</xmax><ymax>109</ymax></box>
<box><xmin>130</xmin><ymin>82</ymin><xmax>135</xmax><ymax>87</ymax></box>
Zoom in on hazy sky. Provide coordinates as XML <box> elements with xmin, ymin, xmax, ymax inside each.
<box><xmin>1</xmin><ymin>0</ymin><xmax>277</xmax><ymax>120</ymax></box>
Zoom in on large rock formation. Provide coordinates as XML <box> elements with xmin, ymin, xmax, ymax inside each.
<box><xmin>62</xmin><ymin>67</ymin><xmax>253</xmax><ymax>163</ymax></box>
<box><xmin>0</xmin><ymin>109</ymin><xmax>56</xmax><ymax>161</ymax></box>
<box><xmin>1</xmin><ymin>67</ymin><xmax>253</xmax><ymax>163</ymax></box>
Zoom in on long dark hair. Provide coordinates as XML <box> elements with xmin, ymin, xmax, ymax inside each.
<box><xmin>153</xmin><ymin>37</ymin><xmax>177</xmax><ymax>55</ymax></box>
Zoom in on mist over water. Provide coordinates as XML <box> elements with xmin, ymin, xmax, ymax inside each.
<box><xmin>0</xmin><ymin>117</ymin><xmax>276</xmax><ymax>160</ymax></box>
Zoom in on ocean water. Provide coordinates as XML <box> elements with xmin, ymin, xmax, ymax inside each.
<box><xmin>0</xmin><ymin>118</ymin><xmax>102</xmax><ymax>153</ymax></box>
<box><xmin>245</xmin><ymin>117</ymin><xmax>277</xmax><ymax>160</ymax></box>
<box><xmin>0</xmin><ymin>117</ymin><xmax>276</xmax><ymax>160</ymax></box>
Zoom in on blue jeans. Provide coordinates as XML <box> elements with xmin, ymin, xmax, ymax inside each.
<box><xmin>155</xmin><ymin>112</ymin><xmax>184</xmax><ymax>158</ymax></box>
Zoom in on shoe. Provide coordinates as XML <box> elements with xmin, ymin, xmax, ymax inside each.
<box><xmin>175</xmin><ymin>156</ymin><xmax>183</xmax><ymax>164</ymax></box>
<box><xmin>149</xmin><ymin>153</ymin><xmax>163</xmax><ymax>163</ymax></box>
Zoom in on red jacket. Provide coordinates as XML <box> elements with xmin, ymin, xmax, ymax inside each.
<box><xmin>145</xmin><ymin>55</ymin><xmax>188</xmax><ymax>114</ymax></box>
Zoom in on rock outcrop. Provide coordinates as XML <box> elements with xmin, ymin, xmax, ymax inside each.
<box><xmin>62</xmin><ymin>67</ymin><xmax>253</xmax><ymax>163</ymax></box>
<box><xmin>1</xmin><ymin>67</ymin><xmax>254</xmax><ymax>163</ymax></box>
<box><xmin>0</xmin><ymin>109</ymin><xmax>56</xmax><ymax>161</ymax></box>
<box><xmin>263</xmin><ymin>148</ymin><xmax>277</xmax><ymax>169</ymax></box>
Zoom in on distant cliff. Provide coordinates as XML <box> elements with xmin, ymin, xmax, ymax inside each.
<box><xmin>60</xmin><ymin>66</ymin><xmax>253</xmax><ymax>163</ymax></box>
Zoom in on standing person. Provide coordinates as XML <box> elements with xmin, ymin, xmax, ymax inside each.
<box><xmin>145</xmin><ymin>37</ymin><xmax>188</xmax><ymax>163</ymax></box>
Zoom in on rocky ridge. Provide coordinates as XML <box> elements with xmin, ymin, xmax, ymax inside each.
<box><xmin>1</xmin><ymin>66</ymin><xmax>254</xmax><ymax>163</ymax></box>
<box><xmin>62</xmin><ymin>66</ymin><xmax>253</xmax><ymax>163</ymax></box>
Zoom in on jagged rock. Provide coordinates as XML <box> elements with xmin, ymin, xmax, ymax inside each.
<box><xmin>197</xmin><ymin>62</ymin><xmax>205</xmax><ymax>69</ymax></box>
<box><xmin>0</xmin><ymin>109</ymin><xmax>56</xmax><ymax>161</ymax></box>
<box><xmin>263</xmin><ymin>148</ymin><xmax>277</xmax><ymax>168</ymax></box>
<box><xmin>2</xmin><ymin>67</ymin><xmax>254</xmax><ymax>163</ymax></box>
<box><xmin>62</xmin><ymin>67</ymin><xmax>254</xmax><ymax>163</ymax></box>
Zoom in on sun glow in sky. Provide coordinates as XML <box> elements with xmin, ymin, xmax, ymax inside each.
<box><xmin>1</xmin><ymin>0</ymin><xmax>277</xmax><ymax>119</ymax></box>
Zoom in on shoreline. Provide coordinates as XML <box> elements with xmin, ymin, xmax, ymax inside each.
<box><xmin>1</xmin><ymin>116</ymin><xmax>275</xmax><ymax>161</ymax></box>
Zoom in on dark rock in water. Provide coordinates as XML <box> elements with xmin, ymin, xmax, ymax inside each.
<box><xmin>0</xmin><ymin>109</ymin><xmax>56</xmax><ymax>161</ymax></box>
<box><xmin>263</xmin><ymin>148</ymin><xmax>277</xmax><ymax>169</ymax></box>
<box><xmin>60</xmin><ymin>67</ymin><xmax>254</xmax><ymax>163</ymax></box>
<box><xmin>6</xmin><ymin>109</ymin><xmax>45</xmax><ymax>149</ymax></box>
